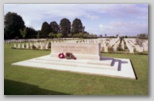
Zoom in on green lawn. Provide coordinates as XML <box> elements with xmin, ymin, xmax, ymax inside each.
<box><xmin>4</xmin><ymin>43</ymin><xmax>148</xmax><ymax>95</ymax></box>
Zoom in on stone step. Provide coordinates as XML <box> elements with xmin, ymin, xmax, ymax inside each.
<box><xmin>29</xmin><ymin>58</ymin><xmax>118</xmax><ymax>71</ymax></box>
<box><xmin>12</xmin><ymin>55</ymin><xmax>136</xmax><ymax>79</ymax></box>
<box><xmin>36</xmin><ymin>57</ymin><xmax>112</xmax><ymax>66</ymax></box>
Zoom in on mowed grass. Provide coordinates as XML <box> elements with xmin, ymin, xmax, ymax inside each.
<box><xmin>4</xmin><ymin>43</ymin><xmax>148</xmax><ymax>95</ymax></box>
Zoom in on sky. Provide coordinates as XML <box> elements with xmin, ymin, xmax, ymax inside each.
<box><xmin>4</xmin><ymin>4</ymin><xmax>148</xmax><ymax>36</ymax></box>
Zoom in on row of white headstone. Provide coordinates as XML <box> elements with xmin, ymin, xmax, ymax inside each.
<box><xmin>99</xmin><ymin>38</ymin><xmax>121</xmax><ymax>52</ymax></box>
<box><xmin>95</xmin><ymin>37</ymin><xmax>148</xmax><ymax>53</ymax></box>
<box><xmin>124</xmin><ymin>38</ymin><xmax>148</xmax><ymax>53</ymax></box>
<box><xmin>13</xmin><ymin>42</ymin><xmax>50</xmax><ymax>50</ymax></box>
<box><xmin>5</xmin><ymin>39</ymin><xmax>48</xmax><ymax>44</ymax></box>
<box><xmin>12</xmin><ymin>38</ymin><xmax>148</xmax><ymax>53</ymax></box>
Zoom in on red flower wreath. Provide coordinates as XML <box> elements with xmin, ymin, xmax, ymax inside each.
<box><xmin>65</xmin><ymin>52</ymin><xmax>77</xmax><ymax>60</ymax></box>
<box><xmin>58</xmin><ymin>52</ymin><xmax>77</xmax><ymax>60</ymax></box>
<box><xmin>58</xmin><ymin>53</ymin><xmax>65</xmax><ymax>59</ymax></box>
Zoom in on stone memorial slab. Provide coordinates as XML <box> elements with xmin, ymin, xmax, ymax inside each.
<box><xmin>50</xmin><ymin>43</ymin><xmax>102</xmax><ymax>60</ymax></box>
<box><xmin>12</xmin><ymin>55</ymin><xmax>136</xmax><ymax>79</ymax></box>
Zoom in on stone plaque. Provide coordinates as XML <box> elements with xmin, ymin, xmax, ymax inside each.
<box><xmin>50</xmin><ymin>43</ymin><xmax>102</xmax><ymax>60</ymax></box>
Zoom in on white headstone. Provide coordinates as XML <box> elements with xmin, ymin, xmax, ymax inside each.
<box><xmin>17</xmin><ymin>44</ymin><xmax>20</xmax><ymax>48</ymax></box>
<box><xmin>113</xmin><ymin>45</ymin><xmax>117</xmax><ymax>52</ymax></box>
<box><xmin>121</xmin><ymin>41</ymin><xmax>125</xmax><ymax>49</ymax></box>
<box><xmin>26</xmin><ymin>43</ymin><xmax>29</xmax><ymax>49</ymax></box>
<box><xmin>22</xmin><ymin>44</ymin><xmax>25</xmax><ymax>48</ymax></box>
<box><xmin>129</xmin><ymin>47</ymin><xmax>134</xmax><ymax>53</ymax></box>
<box><xmin>14</xmin><ymin>44</ymin><xmax>16</xmax><ymax>48</ymax></box>
<box><xmin>143</xmin><ymin>46</ymin><xmax>148</xmax><ymax>52</ymax></box>
<box><xmin>30</xmin><ymin>43</ymin><xmax>33</xmax><ymax>49</ymax></box>
<box><xmin>138</xmin><ymin>47</ymin><xmax>143</xmax><ymax>52</ymax></box>
<box><xmin>45</xmin><ymin>43</ymin><xmax>48</xmax><ymax>49</ymax></box>
<box><xmin>104</xmin><ymin>46</ymin><xmax>108</xmax><ymax>52</ymax></box>
<box><xmin>40</xmin><ymin>43</ymin><xmax>44</xmax><ymax>50</ymax></box>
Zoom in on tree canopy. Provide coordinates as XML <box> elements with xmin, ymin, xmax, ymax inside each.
<box><xmin>26</xmin><ymin>27</ymin><xmax>38</xmax><ymax>38</ymax></box>
<box><xmin>72</xmin><ymin>18</ymin><xmax>83</xmax><ymax>34</ymax></box>
<box><xmin>40</xmin><ymin>22</ymin><xmax>52</xmax><ymax>38</ymax></box>
<box><xmin>19</xmin><ymin>28</ymin><xmax>26</xmax><ymax>39</ymax></box>
<box><xmin>4</xmin><ymin>12</ymin><xmax>89</xmax><ymax>39</ymax></box>
<box><xmin>50</xmin><ymin>21</ymin><xmax>59</xmax><ymax>34</ymax></box>
<box><xmin>60</xmin><ymin>18</ymin><xmax>71</xmax><ymax>37</ymax></box>
<box><xmin>4</xmin><ymin>12</ymin><xmax>25</xmax><ymax>39</ymax></box>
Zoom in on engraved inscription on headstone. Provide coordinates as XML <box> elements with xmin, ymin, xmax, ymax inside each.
<box><xmin>50</xmin><ymin>43</ymin><xmax>102</xmax><ymax>60</ymax></box>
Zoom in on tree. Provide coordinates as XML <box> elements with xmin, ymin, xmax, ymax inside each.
<box><xmin>4</xmin><ymin>12</ymin><xmax>25</xmax><ymax>39</ymax></box>
<box><xmin>50</xmin><ymin>21</ymin><xmax>59</xmax><ymax>34</ymax></box>
<box><xmin>138</xmin><ymin>33</ymin><xmax>148</xmax><ymax>39</ymax></box>
<box><xmin>57</xmin><ymin>33</ymin><xmax>63</xmax><ymax>39</ymax></box>
<box><xmin>20</xmin><ymin>28</ymin><xmax>26</xmax><ymax>39</ymax></box>
<box><xmin>89</xmin><ymin>34</ymin><xmax>94</xmax><ymax>38</ymax></box>
<box><xmin>89</xmin><ymin>34</ymin><xmax>97</xmax><ymax>38</ymax></box>
<box><xmin>48</xmin><ymin>32</ymin><xmax>55</xmax><ymax>39</ymax></box>
<box><xmin>105</xmin><ymin>34</ymin><xmax>107</xmax><ymax>37</ymax></box>
<box><xmin>94</xmin><ymin>34</ymin><xmax>98</xmax><ymax>38</ymax></box>
<box><xmin>40</xmin><ymin>22</ymin><xmax>52</xmax><ymax>38</ymax></box>
<box><xmin>83</xmin><ymin>33</ymin><xmax>88</xmax><ymax>38</ymax></box>
<box><xmin>37</xmin><ymin>31</ymin><xmax>40</xmax><ymax>39</ymax></box>
<box><xmin>73</xmin><ymin>34</ymin><xmax>78</xmax><ymax>38</ymax></box>
<box><xmin>116</xmin><ymin>34</ymin><xmax>119</xmax><ymax>37</ymax></box>
<box><xmin>60</xmin><ymin>18</ymin><xmax>71</xmax><ymax>37</ymax></box>
<box><xmin>99</xmin><ymin>34</ymin><xmax>103</xmax><ymax>38</ymax></box>
<box><xmin>72</xmin><ymin>18</ymin><xmax>83</xmax><ymax>34</ymax></box>
<box><xmin>68</xmin><ymin>34</ymin><xmax>72</xmax><ymax>38</ymax></box>
<box><xmin>78</xmin><ymin>33</ymin><xmax>83</xmax><ymax>38</ymax></box>
<box><xmin>26</xmin><ymin>27</ymin><xmax>37</xmax><ymax>38</ymax></box>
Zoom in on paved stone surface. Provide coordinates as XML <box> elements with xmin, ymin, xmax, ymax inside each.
<box><xmin>12</xmin><ymin>55</ymin><xmax>136</xmax><ymax>79</ymax></box>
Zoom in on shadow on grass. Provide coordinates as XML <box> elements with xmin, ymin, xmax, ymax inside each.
<box><xmin>4</xmin><ymin>79</ymin><xmax>69</xmax><ymax>95</ymax></box>
<box><xmin>130</xmin><ymin>60</ymin><xmax>138</xmax><ymax>80</ymax></box>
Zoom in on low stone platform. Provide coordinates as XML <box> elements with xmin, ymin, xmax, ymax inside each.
<box><xmin>12</xmin><ymin>55</ymin><xmax>136</xmax><ymax>79</ymax></box>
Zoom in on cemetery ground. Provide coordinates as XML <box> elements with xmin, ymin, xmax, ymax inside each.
<box><xmin>4</xmin><ymin>43</ymin><xmax>148</xmax><ymax>95</ymax></box>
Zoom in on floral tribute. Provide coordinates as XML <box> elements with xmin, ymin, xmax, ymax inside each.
<box><xmin>58</xmin><ymin>52</ymin><xmax>76</xmax><ymax>60</ymax></box>
<box><xmin>58</xmin><ymin>53</ymin><xmax>65</xmax><ymax>59</ymax></box>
